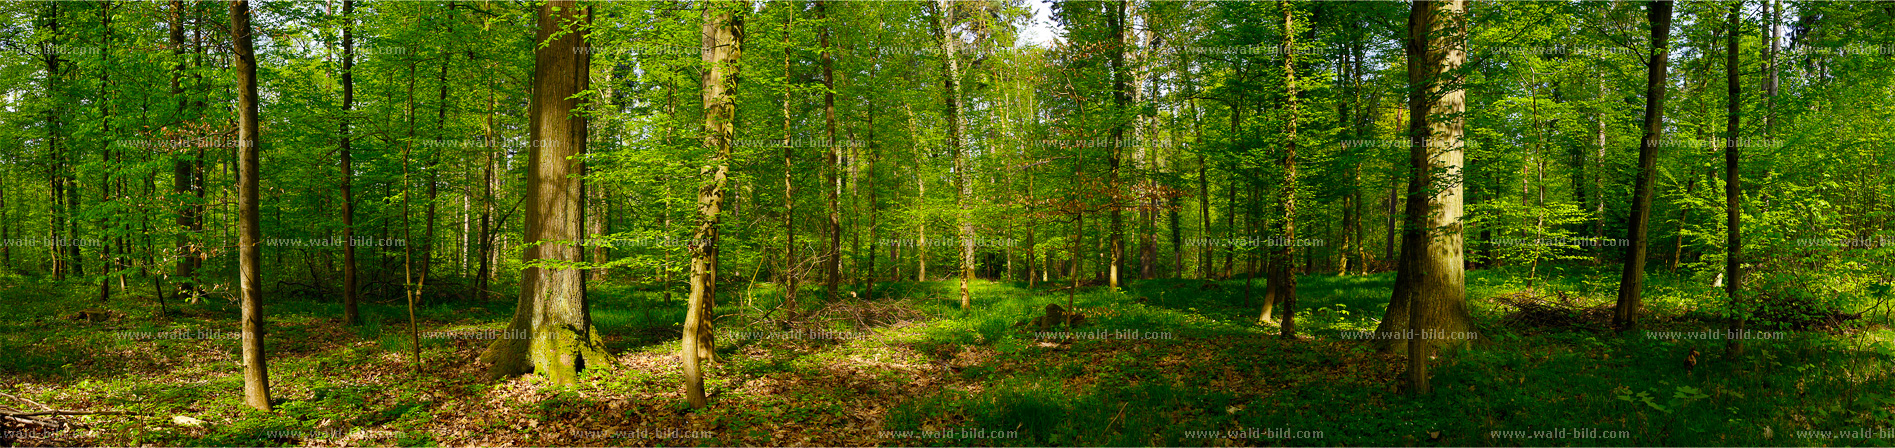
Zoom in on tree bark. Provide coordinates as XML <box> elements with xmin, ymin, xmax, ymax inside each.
<box><xmin>1376</xmin><ymin>0</ymin><xmax>1472</xmax><ymax>396</ymax></box>
<box><xmin>476</xmin><ymin>60</ymin><xmax>497</xmax><ymax>302</ymax></box>
<box><xmin>820</xmin><ymin>0</ymin><xmax>841</xmax><ymax>302</ymax></box>
<box><xmin>928</xmin><ymin>0</ymin><xmax>972</xmax><ymax>309</ymax></box>
<box><xmin>167</xmin><ymin>0</ymin><xmax>198</xmax><ymax>304</ymax></box>
<box><xmin>684</xmin><ymin>0</ymin><xmax>742</xmax><ymax>408</ymax></box>
<box><xmin>1723</xmin><ymin>1</ymin><xmax>1745</xmax><ymax>357</ymax></box>
<box><xmin>1613</xmin><ymin>0</ymin><xmax>1671</xmax><ymax>331</ymax></box>
<box><xmin>231</xmin><ymin>0</ymin><xmax>273</xmax><ymax>411</ymax></box>
<box><xmin>44</xmin><ymin>3</ymin><xmax>67</xmax><ymax>281</ymax></box>
<box><xmin>338</xmin><ymin>0</ymin><xmax>359</xmax><ymax>325</ymax></box>
<box><xmin>96</xmin><ymin>0</ymin><xmax>115</xmax><ymax>304</ymax></box>
<box><xmin>779</xmin><ymin>3</ymin><xmax>798</xmax><ymax>314</ymax></box>
<box><xmin>1107</xmin><ymin>0</ymin><xmax>1128</xmax><ymax>290</ymax></box>
<box><xmin>1273</xmin><ymin>0</ymin><xmax>1299</xmax><ymax>338</ymax></box>
<box><xmin>481</xmin><ymin>0</ymin><xmax>608</xmax><ymax>384</ymax></box>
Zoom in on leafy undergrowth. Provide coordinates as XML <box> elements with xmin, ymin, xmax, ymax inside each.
<box><xmin>2</xmin><ymin>268</ymin><xmax>1893</xmax><ymax>446</ymax></box>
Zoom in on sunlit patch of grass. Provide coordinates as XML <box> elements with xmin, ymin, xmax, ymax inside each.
<box><xmin>6</xmin><ymin>264</ymin><xmax>1893</xmax><ymax>446</ymax></box>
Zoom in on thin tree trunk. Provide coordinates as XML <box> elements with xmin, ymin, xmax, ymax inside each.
<box><xmin>1723</xmin><ymin>2</ymin><xmax>1745</xmax><ymax>357</ymax></box>
<box><xmin>421</xmin><ymin>27</ymin><xmax>451</xmax><ymax>299</ymax></box>
<box><xmin>820</xmin><ymin>0</ymin><xmax>841</xmax><ymax>302</ymax></box>
<box><xmin>476</xmin><ymin>50</ymin><xmax>498</xmax><ymax>302</ymax></box>
<box><xmin>338</xmin><ymin>0</ymin><xmax>359</xmax><ymax>324</ymax></box>
<box><xmin>1274</xmin><ymin>0</ymin><xmax>1299</xmax><ymax>338</ymax></box>
<box><xmin>866</xmin><ymin>107</ymin><xmax>879</xmax><ymax>299</ymax></box>
<box><xmin>44</xmin><ymin>3</ymin><xmax>67</xmax><ymax>281</ymax></box>
<box><xmin>1613</xmin><ymin>0</ymin><xmax>1672</xmax><ymax>330</ymax></box>
<box><xmin>231</xmin><ymin>0</ymin><xmax>273</xmax><ymax>411</ymax></box>
<box><xmin>1193</xmin><ymin>96</ymin><xmax>1210</xmax><ymax>279</ymax></box>
<box><xmin>926</xmin><ymin>0</ymin><xmax>973</xmax><ymax>309</ymax></box>
<box><xmin>1107</xmin><ymin>0</ymin><xmax>1128</xmax><ymax>290</ymax></box>
<box><xmin>779</xmin><ymin>3</ymin><xmax>798</xmax><ymax>314</ymax></box>
<box><xmin>684</xmin><ymin>0</ymin><xmax>742</xmax><ymax>408</ymax></box>
<box><xmin>97</xmin><ymin>0</ymin><xmax>115</xmax><ymax>304</ymax></box>
<box><xmin>1593</xmin><ymin>90</ymin><xmax>1607</xmax><ymax>264</ymax></box>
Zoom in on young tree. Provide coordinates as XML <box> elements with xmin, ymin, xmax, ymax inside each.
<box><xmin>1612</xmin><ymin>0</ymin><xmax>1673</xmax><ymax>331</ymax></box>
<box><xmin>481</xmin><ymin>0</ymin><xmax>609</xmax><ymax>385</ymax></box>
<box><xmin>684</xmin><ymin>0</ymin><xmax>744</xmax><ymax>408</ymax></box>
<box><xmin>231</xmin><ymin>0</ymin><xmax>273</xmax><ymax>411</ymax></box>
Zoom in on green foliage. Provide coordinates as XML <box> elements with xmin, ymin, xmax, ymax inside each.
<box><xmin>1468</xmin><ymin>200</ymin><xmax>1600</xmax><ymax>276</ymax></box>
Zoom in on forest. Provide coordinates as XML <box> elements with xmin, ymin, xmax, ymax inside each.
<box><xmin>1</xmin><ymin>0</ymin><xmax>1894</xmax><ymax>446</ymax></box>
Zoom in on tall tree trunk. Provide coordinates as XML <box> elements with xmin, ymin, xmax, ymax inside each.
<box><xmin>56</xmin><ymin>1</ymin><xmax>80</xmax><ymax>281</ymax></box>
<box><xmin>422</xmin><ymin>25</ymin><xmax>452</xmax><ymax>299</ymax></box>
<box><xmin>1593</xmin><ymin>87</ymin><xmax>1607</xmax><ymax>264</ymax></box>
<box><xmin>338</xmin><ymin>0</ymin><xmax>359</xmax><ymax>324</ymax></box>
<box><xmin>1107</xmin><ymin>0</ymin><xmax>1128</xmax><ymax>290</ymax></box>
<box><xmin>168</xmin><ymin>0</ymin><xmax>196</xmax><ymax>304</ymax></box>
<box><xmin>866</xmin><ymin>107</ymin><xmax>879</xmax><ymax>299</ymax></box>
<box><xmin>1723</xmin><ymin>1</ymin><xmax>1745</xmax><ymax>357</ymax></box>
<box><xmin>658</xmin><ymin>82</ymin><xmax>679</xmax><ymax>301</ymax></box>
<box><xmin>779</xmin><ymin>4</ymin><xmax>798</xmax><ymax>314</ymax></box>
<box><xmin>189</xmin><ymin>5</ymin><xmax>207</xmax><ymax>291</ymax></box>
<box><xmin>820</xmin><ymin>0</ymin><xmax>841</xmax><ymax>302</ymax></box>
<box><xmin>231</xmin><ymin>0</ymin><xmax>273</xmax><ymax>411</ymax></box>
<box><xmin>1613</xmin><ymin>0</ymin><xmax>1672</xmax><ymax>330</ymax></box>
<box><xmin>481</xmin><ymin>0</ymin><xmax>607</xmax><ymax>384</ymax></box>
<box><xmin>1337</xmin><ymin>40</ymin><xmax>1365</xmax><ymax>276</ymax></box>
<box><xmin>1375</xmin><ymin>0</ymin><xmax>1471</xmax><ymax>396</ymax></box>
<box><xmin>1273</xmin><ymin>0</ymin><xmax>1299</xmax><ymax>338</ymax></box>
<box><xmin>44</xmin><ymin>3</ymin><xmax>66</xmax><ymax>281</ymax></box>
<box><xmin>97</xmin><ymin>0</ymin><xmax>115</xmax><ymax>304</ymax></box>
<box><xmin>683</xmin><ymin>0</ymin><xmax>742</xmax><ymax>408</ymax></box>
<box><xmin>476</xmin><ymin>47</ymin><xmax>498</xmax><ymax>301</ymax></box>
<box><xmin>1195</xmin><ymin>110</ymin><xmax>1210</xmax><ymax>279</ymax></box>
<box><xmin>477</xmin><ymin>20</ymin><xmax>500</xmax><ymax>301</ymax></box>
<box><xmin>1184</xmin><ymin>48</ymin><xmax>1209</xmax><ymax>280</ymax></box>
<box><xmin>929</xmin><ymin>0</ymin><xmax>972</xmax><ymax>309</ymax></box>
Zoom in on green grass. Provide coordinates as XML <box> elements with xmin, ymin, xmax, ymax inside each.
<box><xmin>2</xmin><ymin>266</ymin><xmax>1892</xmax><ymax>446</ymax></box>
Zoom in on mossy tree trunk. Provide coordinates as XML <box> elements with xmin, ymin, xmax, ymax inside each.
<box><xmin>481</xmin><ymin>0</ymin><xmax>609</xmax><ymax>385</ymax></box>
<box><xmin>684</xmin><ymin>0</ymin><xmax>743</xmax><ymax>408</ymax></box>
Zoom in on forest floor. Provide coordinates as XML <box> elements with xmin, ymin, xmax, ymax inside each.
<box><xmin>3</xmin><ymin>266</ymin><xmax>1894</xmax><ymax>446</ymax></box>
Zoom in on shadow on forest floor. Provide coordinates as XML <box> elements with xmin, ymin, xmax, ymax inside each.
<box><xmin>2</xmin><ymin>267</ymin><xmax>1894</xmax><ymax>446</ymax></box>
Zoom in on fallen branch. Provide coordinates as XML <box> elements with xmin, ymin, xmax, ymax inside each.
<box><xmin>0</xmin><ymin>392</ymin><xmax>52</xmax><ymax>411</ymax></box>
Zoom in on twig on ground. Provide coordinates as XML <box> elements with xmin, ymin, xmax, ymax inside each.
<box><xmin>0</xmin><ymin>392</ymin><xmax>52</xmax><ymax>411</ymax></box>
